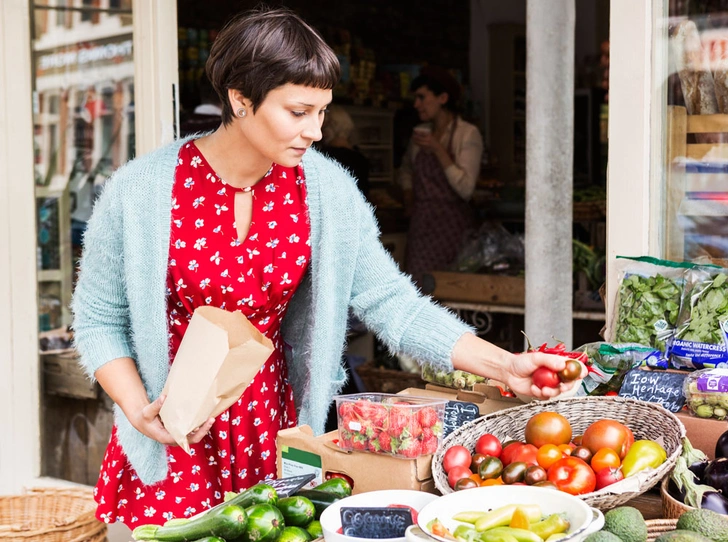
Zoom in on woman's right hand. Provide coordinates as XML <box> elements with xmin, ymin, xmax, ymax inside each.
<box><xmin>127</xmin><ymin>394</ymin><xmax>215</xmax><ymax>446</ymax></box>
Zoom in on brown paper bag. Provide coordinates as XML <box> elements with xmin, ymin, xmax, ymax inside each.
<box><xmin>159</xmin><ymin>306</ymin><xmax>274</xmax><ymax>453</ymax></box>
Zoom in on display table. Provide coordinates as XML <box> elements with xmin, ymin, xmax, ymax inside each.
<box><xmin>625</xmin><ymin>488</ymin><xmax>664</xmax><ymax>519</ymax></box>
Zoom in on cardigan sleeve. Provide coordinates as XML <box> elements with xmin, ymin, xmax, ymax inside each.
<box><xmin>71</xmin><ymin>173</ymin><xmax>135</xmax><ymax>379</ymax></box>
<box><xmin>348</xmin><ymin>195</ymin><xmax>473</xmax><ymax>370</ymax></box>
<box><xmin>444</xmin><ymin>123</ymin><xmax>483</xmax><ymax>200</ymax></box>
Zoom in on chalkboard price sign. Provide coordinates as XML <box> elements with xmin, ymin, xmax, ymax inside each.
<box><xmin>618</xmin><ymin>369</ymin><xmax>688</xmax><ymax>413</ymax></box>
<box><xmin>268</xmin><ymin>473</ymin><xmax>316</xmax><ymax>498</ymax></box>
<box><xmin>340</xmin><ymin>507</ymin><xmax>413</xmax><ymax>539</ymax></box>
<box><xmin>443</xmin><ymin>400</ymin><xmax>481</xmax><ymax>437</ymax></box>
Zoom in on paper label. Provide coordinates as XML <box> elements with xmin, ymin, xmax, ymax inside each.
<box><xmin>348</xmin><ymin>421</ymin><xmax>362</xmax><ymax>432</ymax></box>
<box><xmin>697</xmin><ymin>368</ymin><xmax>728</xmax><ymax>392</ymax></box>
<box><xmin>670</xmin><ymin>339</ymin><xmax>728</xmax><ymax>367</ymax></box>
<box><xmin>280</xmin><ymin>445</ymin><xmax>323</xmax><ymax>489</ymax></box>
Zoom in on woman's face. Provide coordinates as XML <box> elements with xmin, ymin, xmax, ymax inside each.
<box><xmin>234</xmin><ymin>84</ymin><xmax>332</xmax><ymax>168</ymax></box>
<box><xmin>413</xmin><ymin>85</ymin><xmax>448</xmax><ymax>122</ymax></box>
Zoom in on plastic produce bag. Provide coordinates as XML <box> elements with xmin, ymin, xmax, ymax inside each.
<box><xmin>684</xmin><ymin>367</ymin><xmax>728</xmax><ymax>419</ymax></box>
<box><xmin>670</xmin><ymin>266</ymin><xmax>728</xmax><ymax>369</ymax></box>
<box><xmin>606</xmin><ymin>256</ymin><xmax>693</xmax><ymax>351</ymax></box>
<box><xmin>574</xmin><ymin>342</ymin><xmax>667</xmax><ymax>397</ymax></box>
<box><xmin>452</xmin><ymin>221</ymin><xmax>524</xmax><ymax>275</ymax></box>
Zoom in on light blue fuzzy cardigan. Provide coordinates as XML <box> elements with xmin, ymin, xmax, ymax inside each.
<box><xmin>71</xmin><ymin>137</ymin><xmax>472</xmax><ymax>486</ymax></box>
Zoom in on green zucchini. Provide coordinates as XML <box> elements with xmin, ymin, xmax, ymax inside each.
<box><xmin>315</xmin><ymin>477</ymin><xmax>352</xmax><ymax>498</ymax></box>
<box><xmin>131</xmin><ymin>504</ymin><xmax>247</xmax><ymax>541</ymax></box>
<box><xmin>276</xmin><ymin>496</ymin><xmax>316</xmax><ymax>527</ymax></box>
<box><xmin>305</xmin><ymin>520</ymin><xmax>323</xmax><ymax>539</ymax></box>
<box><xmin>226</xmin><ymin>483</ymin><xmax>278</xmax><ymax>509</ymax></box>
<box><xmin>292</xmin><ymin>489</ymin><xmax>340</xmax><ymax>520</ymax></box>
<box><xmin>277</xmin><ymin>526</ymin><xmax>313</xmax><ymax>542</ymax></box>
<box><xmin>190</xmin><ymin>538</ymin><xmax>226</xmax><ymax>542</ymax></box>
<box><xmin>241</xmin><ymin>503</ymin><xmax>285</xmax><ymax>542</ymax></box>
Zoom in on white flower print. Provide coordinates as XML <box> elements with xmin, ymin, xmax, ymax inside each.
<box><xmin>218</xmin><ymin>430</ymin><xmax>228</xmax><ymax>440</ymax></box>
<box><xmin>261</xmin><ymin>282</ymin><xmax>271</xmax><ymax>292</ymax></box>
<box><xmin>171</xmin><ymin>471</ymin><xmax>183</xmax><ymax>483</ymax></box>
<box><xmin>162</xmin><ymin>511</ymin><xmax>174</xmax><ymax>521</ymax></box>
<box><xmin>172</xmin><ymin>197</ymin><xmax>180</xmax><ymax>210</ymax></box>
<box><xmin>221</xmin><ymin>284</ymin><xmax>233</xmax><ymax>294</ymax></box>
<box><xmin>175</xmin><ymin>497</ymin><xmax>184</xmax><ymax>504</ymax></box>
<box><xmin>179</xmin><ymin>158</ymin><xmax>183</xmax><ymax>165</ymax></box>
<box><xmin>131</xmin><ymin>515</ymin><xmax>139</xmax><ymax>523</ymax></box>
<box><xmin>175</xmin><ymin>279</ymin><xmax>186</xmax><ymax>292</ymax></box>
<box><xmin>174</xmin><ymin>239</ymin><xmax>186</xmax><ymax>249</ymax></box>
<box><xmin>155</xmin><ymin>489</ymin><xmax>166</xmax><ymax>500</ymax></box>
<box><xmin>238</xmin><ymin>273</ymin><xmax>246</xmax><ymax>283</ymax></box>
<box><xmin>189</xmin><ymin>483</ymin><xmax>199</xmax><ymax>492</ymax></box>
<box><xmin>215</xmin><ymin>203</ymin><xmax>228</xmax><ymax>215</ymax></box>
<box><xmin>270</xmin><ymin>407</ymin><xmax>278</xmax><ymax>418</ymax></box>
<box><xmin>208</xmin><ymin>455</ymin><xmax>217</xmax><ymax>466</ymax></box>
<box><xmin>214</xmin><ymin>491</ymin><xmax>221</xmax><ymax>500</ymax></box>
<box><xmin>288</xmin><ymin>233</ymin><xmax>300</xmax><ymax>243</ymax></box>
<box><xmin>247</xmin><ymin>248</ymin><xmax>260</xmax><ymax>259</ymax></box>
<box><xmin>280</xmin><ymin>252</ymin><xmax>287</xmax><ymax>259</ymax></box>
<box><xmin>210</xmin><ymin>251</ymin><xmax>222</xmax><ymax>265</ymax></box>
<box><xmin>263</xmin><ymin>201</ymin><xmax>274</xmax><ymax>212</ymax></box>
<box><xmin>191</xmin><ymin>465</ymin><xmax>201</xmax><ymax>475</ymax></box>
<box><xmin>280</xmin><ymin>170</ymin><xmax>287</xmax><ymax>178</ymax></box>
<box><xmin>290</xmin><ymin>213</ymin><xmax>299</xmax><ymax>223</ymax></box>
<box><xmin>194</xmin><ymin>238</ymin><xmax>207</xmax><ymax>250</ymax></box>
<box><xmin>280</xmin><ymin>273</ymin><xmax>292</xmax><ymax>285</ymax></box>
<box><xmin>263</xmin><ymin>264</ymin><xmax>274</xmax><ymax>274</ymax></box>
<box><xmin>259</xmin><ymin>431</ymin><xmax>269</xmax><ymax>443</ymax></box>
<box><xmin>238</xmin><ymin>294</ymin><xmax>254</xmax><ymax>307</ymax></box>
<box><xmin>193</xmin><ymin>196</ymin><xmax>205</xmax><ymax>208</ymax></box>
<box><xmin>261</xmin><ymin>450</ymin><xmax>271</xmax><ymax>461</ymax></box>
<box><xmin>184</xmin><ymin>177</ymin><xmax>194</xmax><ymax>188</ymax></box>
<box><xmin>206</xmin><ymin>172</ymin><xmax>216</xmax><ymax>182</ymax></box>
<box><xmin>116</xmin><ymin>515</ymin><xmax>125</xmax><ymax>523</ymax></box>
<box><xmin>217</xmin><ymin>187</ymin><xmax>226</xmax><ymax>196</ymax></box>
<box><xmin>296</xmin><ymin>256</ymin><xmax>307</xmax><ymax>266</ymax></box>
<box><xmin>238</xmin><ymin>468</ymin><xmax>249</xmax><ymax>479</ymax></box>
<box><xmin>99</xmin><ymin>512</ymin><xmax>112</xmax><ymax>523</ymax></box>
<box><xmin>244</xmin><ymin>444</ymin><xmax>254</xmax><ymax>456</ymax></box>
<box><xmin>266</xmin><ymin>238</ymin><xmax>279</xmax><ymax>249</ymax></box>
<box><xmin>265</xmin><ymin>183</ymin><xmax>276</xmax><ymax>192</ymax></box>
<box><xmin>247</xmin><ymin>400</ymin><xmax>258</xmax><ymax>411</ymax></box>
<box><xmin>249</xmin><ymin>232</ymin><xmax>259</xmax><ymax>242</ymax></box>
<box><xmin>205</xmin><ymin>296</ymin><xmax>212</xmax><ymax>304</ymax></box>
<box><xmin>267</xmin><ymin>221</ymin><xmax>277</xmax><ymax>229</ymax></box>
<box><xmin>218</xmin><ymin>449</ymin><xmax>228</xmax><ymax>458</ymax></box>
<box><xmin>221</xmin><ymin>268</ymin><xmax>230</xmax><ymax>278</ymax></box>
<box><xmin>184</xmin><ymin>507</ymin><xmax>196</xmax><ymax>517</ymax></box>
<box><xmin>188</xmin><ymin>260</ymin><xmax>199</xmax><ymax>272</ymax></box>
<box><xmin>191</xmin><ymin>155</ymin><xmax>202</xmax><ymax>167</ymax></box>
<box><xmin>201</xmin><ymin>498</ymin><xmax>211</xmax><ymax>510</ymax></box>
<box><xmin>283</xmin><ymin>193</ymin><xmax>294</xmax><ymax>205</ymax></box>
<box><xmin>134</xmin><ymin>488</ymin><xmax>145</xmax><ymax>500</ymax></box>
<box><xmin>221</xmin><ymin>468</ymin><xmax>231</xmax><ymax>479</ymax></box>
<box><xmin>199</xmin><ymin>278</ymin><xmax>211</xmax><ymax>289</ymax></box>
<box><xmin>230</xmin><ymin>238</ymin><xmax>241</xmax><ymax>247</ymax></box>
<box><xmin>259</xmin><ymin>316</ymin><xmax>270</xmax><ymax>326</ymax></box>
<box><xmin>253</xmin><ymin>418</ymin><xmax>262</xmax><ymax>427</ymax></box>
<box><xmin>232</xmin><ymin>416</ymin><xmax>241</xmax><ymax>426</ymax></box>
<box><xmin>237</xmin><ymin>434</ymin><xmax>244</xmax><ymax>443</ymax></box>
<box><xmin>195</xmin><ymin>218</ymin><xmax>204</xmax><ymax>228</ymax></box>
<box><xmin>174</xmin><ymin>218</ymin><xmax>183</xmax><ymax>228</ymax></box>
<box><xmin>119</xmin><ymin>498</ymin><xmax>128</xmax><ymax>508</ymax></box>
<box><xmin>213</xmin><ymin>225</ymin><xmax>222</xmax><ymax>234</ymax></box>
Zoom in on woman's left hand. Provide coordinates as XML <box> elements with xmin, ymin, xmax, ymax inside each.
<box><xmin>503</xmin><ymin>351</ymin><xmax>588</xmax><ymax>400</ymax></box>
<box><xmin>412</xmin><ymin>131</ymin><xmax>443</xmax><ymax>154</ymax></box>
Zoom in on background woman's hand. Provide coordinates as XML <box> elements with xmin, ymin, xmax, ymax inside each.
<box><xmin>411</xmin><ymin>130</ymin><xmax>442</xmax><ymax>153</ymax></box>
<box><xmin>503</xmin><ymin>352</ymin><xmax>588</xmax><ymax>400</ymax></box>
<box><xmin>126</xmin><ymin>394</ymin><xmax>215</xmax><ymax>446</ymax></box>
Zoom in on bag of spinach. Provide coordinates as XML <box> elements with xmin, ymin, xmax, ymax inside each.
<box><xmin>607</xmin><ymin>256</ymin><xmax>693</xmax><ymax>352</ymax></box>
<box><xmin>670</xmin><ymin>266</ymin><xmax>728</xmax><ymax>369</ymax></box>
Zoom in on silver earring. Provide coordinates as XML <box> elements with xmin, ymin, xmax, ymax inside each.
<box><xmin>237</xmin><ymin>107</ymin><xmax>247</xmax><ymax>118</ymax></box>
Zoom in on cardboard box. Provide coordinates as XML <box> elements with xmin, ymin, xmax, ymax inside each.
<box><xmin>675</xmin><ymin>410</ymin><xmax>728</xmax><ymax>460</ymax></box>
<box><xmin>427</xmin><ymin>271</ymin><xmax>525</xmax><ymax>306</ymax></box>
<box><xmin>276</xmin><ymin>425</ymin><xmax>436</xmax><ymax>495</ymax></box>
<box><xmin>399</xmin><ymin>383</ymin><xmax>521</xmax><ymax>416</ymax></box>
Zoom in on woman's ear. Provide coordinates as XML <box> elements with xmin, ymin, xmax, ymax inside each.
<box><xmin>437</xmin><ymin>92</ymin><xmax>450</xmax><ymax>107</ymax></box>
<box><xmin>228</xmin><ymin>89</ymin><xmax>252</xmax><ymax>113</ymax></box>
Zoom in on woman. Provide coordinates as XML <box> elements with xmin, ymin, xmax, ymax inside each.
<box><xmin>399</xmin><ymin>66</ymin><xmax>484</xmax><ymax>285</ymax></box>
<box><xmin>72</xmin><ymin>8</ymin><xmax>581</xmax><ymax>528</ymax></box>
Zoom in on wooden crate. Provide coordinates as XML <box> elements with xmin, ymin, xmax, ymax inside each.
<box><xmin>426</xmin><ymin>271</ymin><xmax>525</xmax><ymax>306</ymax></box>
<box><xmin>42</xmin><ymin>350</ymin><xmax>98</xmax><ymax>400</ymax></box>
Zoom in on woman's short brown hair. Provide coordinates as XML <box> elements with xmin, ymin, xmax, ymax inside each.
<box><xmin>206</xmin><ymin>6</ymin><xmax>341</xmax><ymax>125</ymax></box>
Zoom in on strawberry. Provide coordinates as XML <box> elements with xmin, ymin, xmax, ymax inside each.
<box><xmin>398</xmin><ymin>437</ymin><xmax>422</xmax><ymax>458</ymax></box>
<box><xmin>358</xmin><ymin>419</ymin><xmax>380</xmax><ymax>440</ymax></box>
<box><xmin>417</xmin><ymin>407</ymin><xmax>440</xmax><ymax>428</ymax></box>
<box><xmin>388</xmin><ymin>407</ymin><xmax>412</xmax><ymax>437</ymax></box>
<box><xmin>377</xmin><ymin>431</ymin><xmax>399</xmax><ymax>453</ymax></box>
<box><xmin>338</xmin><ymin>401</ymin><xmax>356</xmax><ymax>419</ymax></box>
<box><xmin>368</xmin><ymin>438</ymin><xmax>382</xmax><ymax>453</ymax></box>
<box><xmin>339</xmin><ymin>429</ymin><xmax>354</xmax><ymax>449</ymax></box>
<box><xmin>421</xmin><ymin>434</ymin><xmax>439</xmax><ymax>455</ymax></box>
<box><xmin>351</xmin><ymin>434</ymin><xmax>368</xmax><ymax>451</ymax></box>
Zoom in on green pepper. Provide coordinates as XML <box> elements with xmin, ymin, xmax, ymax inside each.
<box><xmin>621</xmin><ymin>440</ymin><xmax>667</xmax><ymax>478</ymax></box>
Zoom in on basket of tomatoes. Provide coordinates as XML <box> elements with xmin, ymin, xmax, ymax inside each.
<box><xmin>432</xmin><ymin>395</ymin><xmax>686</xmax><ymax>510</ymax></box>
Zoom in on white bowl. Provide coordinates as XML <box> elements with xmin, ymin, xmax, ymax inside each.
<box><xmin>320</xmin><ymin>490</ymin><xmax>439</xmax><ymax>542</ymax></box>
<box><xmin>417</xmin><ymin>486</ymin><xmax>604</xmax><ymax>542</ymax></box>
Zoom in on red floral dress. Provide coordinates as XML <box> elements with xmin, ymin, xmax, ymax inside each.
<box><xmin>94</xmin><ymin>140</ymin><xmax>310</xmax><ymax>527</ymax></box>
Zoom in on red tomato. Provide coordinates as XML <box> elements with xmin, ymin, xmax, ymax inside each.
<box><xmin>442</xmin><ymin>445</ymin><xmax>472</xmax><ymax>473</ymax></box>
<box><xmin>532</xmin><ymin>367</ymin><xmax>561</xmax><ymax>389</ymax></box>
<box><xmin>501</xmin><ymin>442</ymin><xmax>525</xmax><ymax>467</ymax></box>
<box><xmin>525</xmin><ymin>412</ymin><xmax>573</xmax><ymax>448</ymax></box>
<box><xmin>448</xmin><ymin>466</ymin><xmax>473</xmax><ymax>489</ymax></box>
<box><xmin>547</xmin><ymin>456</ymin><xmax>597</xmax><ymax>495</ymax></box>
<box><xmin>475</xmin><ymin>434</ymin><xmax>502</xmax><ymax>458</ymax></box>
<box><xmin>581</xmin><ymin>419</ymin><xmax>634</xmax><ymax>459</ymax></box>
<box><xmin>594</xmin><ymin>467</ymin><xmax>624</xmax><ymax>490</ymax></box>
<box><xmin>510</xmin><ymin>444</ymin><xmax>539</xmax><ymax>466</ymax></box>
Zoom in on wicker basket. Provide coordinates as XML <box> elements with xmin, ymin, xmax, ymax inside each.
<box><xmin>660</xmin><ymin>476</ymin><xmax>693</xmax><ymax>519</ymax></box>
<box><xmin>646</xmin><ymin>518</ymin><xmax>679</xmax><ymax>542</ymax></box>
<box><xmin>355</xmin><ymin>361</ymin><xmax>426</xmax><ymax>394</ymax></box>
<box><xmin>0</xmin><ymin>487</ymin><xmax>106</xmax><ymax>541</ymax></box>
<box><xmin>432</xmin><ymin>396</ymin><xmax>686</xmax><ymax>510</ymax></box>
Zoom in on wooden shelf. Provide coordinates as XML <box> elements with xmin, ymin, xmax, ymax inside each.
<box><xmin>443</xmin><ymin>300</ymin><xmax>605</xmax><ymax>322</ymax></box>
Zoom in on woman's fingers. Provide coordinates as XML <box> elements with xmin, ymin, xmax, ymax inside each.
<box><xmin>188</xmin><ymin>418</ymin><xmax>215</xmax><ymax>444</ymax></box>
<box><xmin>142</xmin><ymin>394</ymin><xmax>166</xmax><ymax>421</ymax></box>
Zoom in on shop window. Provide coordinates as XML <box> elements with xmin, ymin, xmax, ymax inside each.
<box><xmin>659</xmin><ymin>0</ymin><xmax>728</xmax><ymax>261</ymax></box>
<box><xmin>81</xmin><ymin>0</ymin><xmax>93</xmax><ymax>22</ymax></box>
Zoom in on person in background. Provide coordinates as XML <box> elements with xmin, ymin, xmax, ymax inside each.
<box><xmin>399</xmin><ymin>66</ymin><xmax>484</xmax><ymax>285</ymax></box>
<box><xmin>180</xmin><ymin>72</ymin><xmax>223</xmax><ymax>136</ymax></box>
<box><xmin>72</xmin><ymin>8</ymin><xmax>582</xmax><ymax>529</ymax></box>
<box><xmin>319</xmin><ymin>105</ymin><xmax>370</xmax><ymax>198</ymax></box>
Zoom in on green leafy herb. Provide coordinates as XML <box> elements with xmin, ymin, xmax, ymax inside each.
<box><xmin>675</xmin><ymin>272</ymin><xmax>728</xmax><ymax>344</ymax></box>
<box><xmin>615</xmin><ymin>273</ymin><xmax>682</xmax><ymax>351</ymax></box>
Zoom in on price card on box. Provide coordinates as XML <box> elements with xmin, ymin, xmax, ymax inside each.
<box><xmin>442</xmin><ymin>400</ymin><xmax>480</xmax><ymax>437</ymax></box>
<box><xmin>618</xmin><ymin>369</ymin><xmax>687</xmax><ymax>413</ymax></box>
<box><xmin>340</xmin><ymin>507</ymin><xmax>414</xmax><ymax>539</ymax></box>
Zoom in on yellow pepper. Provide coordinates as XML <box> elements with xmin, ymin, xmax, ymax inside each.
<box><xmin>620</xmin><ymin>440</ymin><xmax>667</xmax><ymax>478</ymax></box>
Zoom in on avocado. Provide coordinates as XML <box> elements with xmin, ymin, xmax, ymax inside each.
<box><xmin>676</xmin><ymin>508</ymin><xmax>728</xmax><ymax>542</ymax></box>
<box><xmin>603</xmin><ymin>507</ymin><xmax>647</xmax><ymax>542</ymax></box>
<box><xmin>584</xmin><ymin>532</ymin><xmax>623</xmax><ymax>542</ymax></box>
<box><xmin>654</xmin><ymin>530</ymin><xmax>715</xmax><ymax>542</ymax></box>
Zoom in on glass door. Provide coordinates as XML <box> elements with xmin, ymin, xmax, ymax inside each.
<box><xmin>31</xmin><ymin>0</ymin><xmax>135</xmax><ymax>485</ymax></box>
